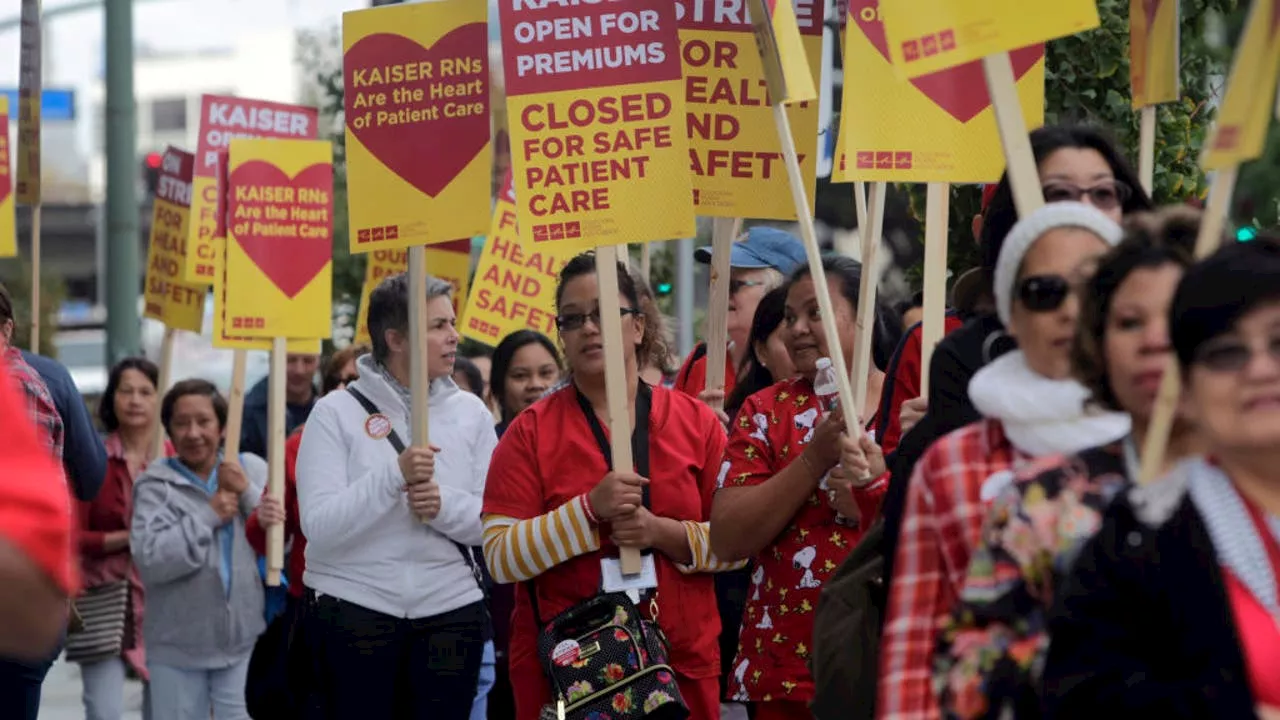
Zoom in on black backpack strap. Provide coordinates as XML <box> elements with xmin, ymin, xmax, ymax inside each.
<box><xmin>344</xmin><ymin>386</ymin><xmax>487</xmax><ymax>595</ymax></box>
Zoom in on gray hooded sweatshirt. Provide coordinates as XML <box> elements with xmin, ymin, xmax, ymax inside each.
<box><xmin>130</xmin><ymin>453</ymin><xmax>267</xmax><ymax>669</ymax></box>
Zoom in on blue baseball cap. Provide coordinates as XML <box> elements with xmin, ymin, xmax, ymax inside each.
<box><xmin>694</xmin><ymin>226</ymin><xmax>806</xmax><ymax>275</ymax></box>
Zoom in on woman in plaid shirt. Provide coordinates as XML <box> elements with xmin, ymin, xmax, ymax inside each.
<box><xmin>877</xmin><ymin>203</ymin><xmax>1131</xmax><ymax>720</ymax></box>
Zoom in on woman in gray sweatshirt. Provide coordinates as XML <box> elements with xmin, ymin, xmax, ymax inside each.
<box><xmin>130</xmin><ymin>379</ymin><xmax>266</xmax><ymax>720</ymax></box>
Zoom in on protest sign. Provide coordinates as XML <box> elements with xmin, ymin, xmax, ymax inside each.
<box><xmin>1130</xmin><ymin>0</ymin><xmax>1180</xmax><ymax>108</ymax></box>
<box><xmin>500</xmin><ymin>0</ymin><xmax>696</xmax><ymax>249</ymax></box>
<box><xmin>879</xmin><ymin>0</ymin><xmax>1099</xmax><ymax>78</ymax></box>
<box><xmin>677</xmin><ymin>0</ymin><xmax>824</xmax><ymax>218</ymax></box>
<box><xmin>353</xmin><ymin>239</ymin><xmax>473</xmax><ymax>345</ymax></box>
<box><xmin>142</xmin><ymin>148</ymin><xmax>205</xmax><ymax>333</ymax></box>
<box><xmin>462</xmin><ymin>173</ymin><xmax>566</xmax><ymax>345</ymax></box>
<box><xmin>224</xmin><ymin>138</ymin><xmax>334</xmax><ymax>340</ymax></box>
<box><xmin>1199</xmin><ymin>0</ymin><xmax>1280</xmax><ymax>170</ymax></box>
<box><xmin>0</xmin><ymin>97</ymin><xmax>13</xmax><ymax>257</ymax></box>
<box><xmin>16</xmin><ymin>0</ymin><xmax>40</xmax><ymax>205</ymax></box>
<box><xmin>186</xmin><ymin>95</ymin><xmax>319</xmax><ymax>284</ymax></box>
<box><xmin>743</xmin><ymin>0</ymin><xmax>818</xmax><ymax>104</ymax></box>
<box><xmin>833</xmin><ymin>0</ymin><xmax>1045</xmax><ymax>183</ymax></box>
<box><xmin>343</xmin><ymin>0</ymin><xmax>492</xmax><ymax>252</ymax></box>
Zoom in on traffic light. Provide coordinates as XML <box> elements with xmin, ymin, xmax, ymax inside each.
<box><xmin>655</xmin><ymin>282</ymin><xmax>673</xmax><ymax>296</ymax></box>
<box><xmin>142</xmin><ymin>152</ymin><xmax>162</xmax><ymax>197</ymax></box>
<box><xmin>1237</xmin><ymin>225</ymin><xmax>1259</xmax><ymax>242</ymax></box>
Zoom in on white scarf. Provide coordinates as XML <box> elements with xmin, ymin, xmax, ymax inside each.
<box><xmin>968</xmin><ymin>350</ymin><xmax>1131</xmax><ymax>457</ymax></box>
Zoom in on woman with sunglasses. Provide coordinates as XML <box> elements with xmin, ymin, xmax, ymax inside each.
<box><xmin>482</xmin><ymin>252</ymin><xmax>742</xmax><ymax>720</ymax></box>
<box><xmin>933</xmin><ymin>208</ymin><xmax>1202</xmax><ymax>719</ymax></box>
<box><xmin>1042</xmin><ymin>238</ymin><xmax>1280</xmax><ymax>719</ymax></box>
<box><xmin>878</xmin><ymin>203</ymin><xmax>1131</xmax><ymax>720</ymax></box>
<box><xmin>879</xmin><ymin>124</ymin><xmax>1154</xmax><ymax>642</ymax></box>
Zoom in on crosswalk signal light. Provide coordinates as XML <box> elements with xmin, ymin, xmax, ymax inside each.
<box><xmin>655</xmin><ymin>282</ymin><xmax>673</xmax><ymax>296</ymax></box>
<box><xmin>1237</xmin><ymin>226</ymin><xmax>1259</xmax><ymax>242</ymax></box>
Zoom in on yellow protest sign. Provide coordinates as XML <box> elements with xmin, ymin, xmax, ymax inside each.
<box><xmin>678</xmin><ymin>0</ymin><xmax>823</xmax><ymax>217</ymax></box>
<box><xmin>879</xmin><ymin>0</ymin><xmax>1100</xmax><ymax>78</ymax></box>
<box><xmin>223</xmin><ymin>138</ymin><xmax>333</xmax><ymax>340</ymax></box>
<box><xmin>833</xmin><ymin>0</ymin><xmax>1045</xmax><ymax>183</ymax></box>
<box><xmin>212</xmin><ymin>243</ymin><xmax>320</xmax><ymax>352</ymax></box>
<box><xmin>353</xmin><ymin>240</ymin><xmax>474</xmax><ymax>345</ymax></box>
<box><xmin>342</xmin><ymin>0</ymin><xmax>492</xmax><ymax>253</ymax></box>
<box><xmin>142</xmin><ymin>148</ymin><xmax>205</xmax><ymax>333</ymax></box>
<box><xmin>462</xmin><ymin>174</ymin><xmax>566</xmax><ymax>346</ymax></box>
<box><xmin>16</xmin><ymin>0</ymin><xmax>41</xmax><ymax>205</ymax></box>
<box><xmin>500</xmin><ymin>0</ymin><xmax>696</xmax><ymax>249</ymax></box>
<box><xmin>743</xmin><ymin>0</ymin><xmax>818</xmax><ymax>104</ymax></box>
<box><xmin>186</xmin><ymin>95</ymin><xmax>319</xmax><ymax>284</ymax></box>
<box><xmin>1200</xmin><ymin>0</ymin><xmax>1280</xmax><ymax>170</ymax></box>
<box><xmin>1129</xmin><ymin>0</ymin><xmax>1180</xmax><ymax>108</ymax></box>
<box><xmin>0</xmin><ymin>97</ymin><xmax>14</xmax><ymax>257</ymax></box>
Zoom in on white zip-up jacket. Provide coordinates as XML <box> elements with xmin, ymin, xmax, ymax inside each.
<box><xmin>296</xmin><ymin>354</ymin><xmax>497</xmax><ymax>619</ymax></box>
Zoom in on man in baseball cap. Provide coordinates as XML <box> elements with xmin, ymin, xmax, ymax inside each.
<box><xmin>675</xmin><ymin>226</ymin><xmax>807</xmax><ymax>403</ymax></box>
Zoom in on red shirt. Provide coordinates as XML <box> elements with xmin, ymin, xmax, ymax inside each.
<box><xmin>484</xmin><ymin>384</ymin><xmax>727</xmax><ymax>681</ymax></box>
<box><xmin>878</xmin><ymin>316</ymin><xmax>964</xmax><ymax>454</ymax></box>
<box><xmin>246</xmin><ymin>427</ymin><xmax>307</xmax><ymax>599</ymax></box>
<box><xmin>675</xmin><ymin>344</ymin><xmax>737</xmax><ymax>400</ymax></box>
<box><xmin>1225</xmin><ymin>500</ymin><xmax>1280</xmax><ymax>706</ymax></box>
<box><xmin>721</xmin><ymin>377</ymin><xmax>887</xmax><ymax>703</ymax></box>
<box><xmin>0</xmin><ymin>357</ymin><xmax>77</xmax><ymax>595</ymax></box>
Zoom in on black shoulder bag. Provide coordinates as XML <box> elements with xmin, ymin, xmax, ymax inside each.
<box><xmin>344</xmin><ymin>386</ymin><xmax>488</xmax><ymax>596</ymax></box>
<box><xmin>528</xmin><ymin>382</ymin><xmax>689</xmax><ymax>720</ymax></box>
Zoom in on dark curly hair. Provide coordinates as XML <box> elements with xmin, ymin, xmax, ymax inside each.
<box><xmin>99</xmin><ymin>357</ymin><xmax>161</xmax><ymax>432</ymax></box>
<box><xmin>1072</xmin><ymin>207</ymin><xmax>1198</xmax><ymax>411</ymax></box>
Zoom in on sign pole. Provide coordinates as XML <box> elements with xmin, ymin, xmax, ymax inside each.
<box><xmin>849</xmin><ymin>182</ymin><xmax>886</xmax><ymax>420</ymax></box>
<box><xmin>703</xmin><ymin>217</ymin><xmax>740</xmax><ymax>413</ymax></box>
<box><xmin>981</xmin><ymin>53</ymin><xmax>1044</xmax><ymax>218</ymax></box>
<box><xmin>919</xmin><ymin>183</ymin><xmax>950</xmax><ymax>398</ymax></box>
<box><xmin>152</xmin><ymin>327</ymin><xmax>176</xmax><ymax>459</ymax></box>
<box><xmin>266</xmin><ymin>337</ymin><xmax>287</xmax><ymax>586</ymax></box>
<box><xmin>1138</xmin><ymin>106</ymin><xmax>1157</xmax><ymax>195</ymax></box>
<box><xmin>223</xmin><ymin>350</ymin><xmax>249</xmax><ymax>460</ymax></box>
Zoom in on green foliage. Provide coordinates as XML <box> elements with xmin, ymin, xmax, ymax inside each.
<box><xmin>895</xmin><ymin>0</ymin><xmax>1238</xmax><ymax>286</ymax></box>
<box><xmin>0</xmin><ymin>258</ymin><xmax>66</xmax><ymax>356</ymax></box>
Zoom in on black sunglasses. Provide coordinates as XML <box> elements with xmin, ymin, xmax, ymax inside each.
<box><xmin>555</xmin><ymin>306</ymin><xmax>643</xmax><ymax>332</ymax></box>
<box><xmin>1193</xmin><ymin>336</ymin><xmax>1280</xmax><ymax>373</ymax></box>
<box><xmin>1016</xmin><ymin>274</ymin><xmax>1072</xmax><ymax>313</ymax></box>
<box><xmin>1042</xmin><ymin>179</ymin><xmax>1132</xmax><ymax>211</ymax></box>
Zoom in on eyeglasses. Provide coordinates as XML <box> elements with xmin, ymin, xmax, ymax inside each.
<box><xmin>1193</xmin><ymin>336</ymin><xmax>1280</xmax><ymax>373</ymax></box>
<box><xmin>1016</xmin><ymin>274</ymin><xmax>1072</xmax><ymax>313</ymax></box>
<box><xmin>729</xmin><ymin>279</ymin><xmax>766</xmax><ymax>296</ymax></box>
<box><xmin>1042</xmin><ymin>179</ymin><xmax>1132</xmax><ymax>211</ymax></box>
<box><xmin>555</xmin><ymin>306</ymin><xmax>643</xmax><ymax>332</ymax></box>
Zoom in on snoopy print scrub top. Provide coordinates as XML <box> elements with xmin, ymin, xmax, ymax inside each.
<box><xmin>718</xmin><ymin>376</ymin><xmax>886</xmax><ymax>704</ymax></box>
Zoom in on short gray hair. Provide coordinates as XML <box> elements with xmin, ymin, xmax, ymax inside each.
<box><xmin>367</xmin><ymin>271</ymin><xmax>454</xmax><ymax>363</ymax></box>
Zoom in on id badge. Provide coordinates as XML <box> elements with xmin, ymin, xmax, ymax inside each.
<box><xmin>600</xmin><ymin>554</ymin><xmax>658</xmax><ymax>596</ymax></box>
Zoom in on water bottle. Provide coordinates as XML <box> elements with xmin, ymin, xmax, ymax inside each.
<box><xmin>813</xmin><ymin>357</ymin><xmax>839</xmax><ymax>413</ymax></box>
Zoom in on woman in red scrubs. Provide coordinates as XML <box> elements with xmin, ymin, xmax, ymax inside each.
<box><xmin>482</xmin><ymin>252</ymin><xmax>741</xmax><ymax>720</ymax></box>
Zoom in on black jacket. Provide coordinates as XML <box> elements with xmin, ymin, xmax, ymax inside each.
<box><xmin>238</xmin><ymin>376</ymin><xmax>316</xmax><ymax>460</ymax></box>
<box><xmin>1042</xmin><ymin>477</ymin><xmax>1260</xmax><ymax>719</ymax></box>
<box><xmin>22</xmin><ymin>350</ymin><xmax>107</xmax><ymax>501</ymax></box>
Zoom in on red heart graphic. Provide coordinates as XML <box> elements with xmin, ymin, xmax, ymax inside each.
<box><xmin>851</xmin><ymin>0</ymin><xmax>1043</xmax><ymax>123</ymax></box>
<box><xmin>229</xmin><ymin>161</ymin><xmax>332</xmax><ymax>299</ymax></box>
<box><xmin>344</xmin><ymin>24</ymin><xmax>490</xmax><ymax>197</ymax></box>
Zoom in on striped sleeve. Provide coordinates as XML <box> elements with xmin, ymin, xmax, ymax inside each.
<box><xmin>482</xmin><ymin>494</ymin><xmax>602</xmax><ymax>583</ymax></box>
<box><xmin>676</xmin><ymin>520</ymin><xmax>748</xmax><ymax>574</ymax></box>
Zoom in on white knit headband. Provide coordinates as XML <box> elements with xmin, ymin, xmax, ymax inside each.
<box><xmin>994</xmin><ymin>202</ymin><xmax>1125</xmax><ymax>326</ymax></box>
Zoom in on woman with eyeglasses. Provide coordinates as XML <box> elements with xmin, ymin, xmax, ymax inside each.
<box><xmin>877</xmin><ymin>203</ymin><xmax>1132</xmax><ymax>720</ymax></box>
<box><xmin>710</xmin><ymin>255</ymin><xmax>893</xmax><ymax>720</ymax></box>
<box><xmin>932</xmin><ymin>208</ymin><xmax>1202</xmax><ymax>719</ymax></box>
<box><xmin>482</xmin><ymin>252</ymin><xmax>741</xmax><ymax>720</ymax></box>
<box><xmin>1042</xmin><ymin>237</ymin><xmax>1280</xmax><ymax>719</ymax></box>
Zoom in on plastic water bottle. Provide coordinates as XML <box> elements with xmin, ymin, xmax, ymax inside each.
<box><xmin>813</xmin><ymin>357</ymin><xmax>840</xmax><ymax>413</ymax></box>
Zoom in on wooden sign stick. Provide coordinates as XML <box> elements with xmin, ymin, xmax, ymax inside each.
<box><xmin>29</xmin><ymin>208</ymin><xmax>40</xmax><ymax>351</ymax></box>
<box><xmin>919</xmin><ymin>183</ymin><xmax>950</xmax><ymax>398</ymax></box>
<box><xmin>152</xmin><ymin>327</ymin><xmax>176</xmax><ymax>459</ymax></box>
<box><xmin>223</xmin><ymin>350</ymin><xmax>249</xmax><ymax>459</ymax></box>
<box><xmin>595</xmin><ymin>245</ymin><xmax>642</xmax><ymax>575</ymax></box>
<box><xmin>703</xmin><ymin>217</ymin><xmax>738</xmax><ymax>413</ymax></box>
<box><xmin>408</xmin><ymin>245</ymin><xmax>433</xmax><ymax>523</ymax></box>
<box><xmin>850</xmin><ymin>182</ymin><xmax>886</xmax><ymax>420</ymax></box>
<box><xmin>1138</xmin><ymin>166</ymin><xmax>1239</xmax><ymax>483</ymax></box>
<box><xmin>639</xmin><ymin>242</ymin><xmax>652</xmax><ymax>284</ymax></box>
<box><xmin>854</xmin><ymin>182</ymin><xmax>869</xmax><ymax>233</ymax></box>
<box><xmin>773</xmin><ymin>103</ymin><xmax>861</xmax><ymax>434</ymax></box>
<box><xmin>1138</xmin><ymin>106</ymin><xmax>1157</xmax><ymax>195</ymax></box>
<box><xmin>266</xmin><ymin>337</ymin><xmax>287</xmax><ymax>586</ymax></box>
<box><xmin>982</xmin><ymin>53</ymin><xmax>1045</xmax><ymax>217</ymax></box>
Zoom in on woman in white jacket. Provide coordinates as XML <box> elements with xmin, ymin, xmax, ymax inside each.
<box><xmin>295</xmin><ymin>272</ymin><xmax>496</xmax><ymax>718</ymax></box>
